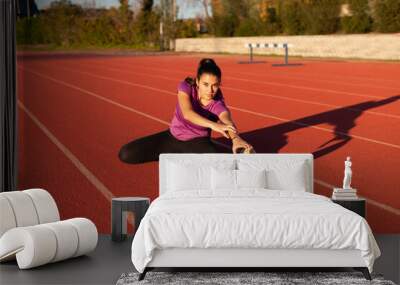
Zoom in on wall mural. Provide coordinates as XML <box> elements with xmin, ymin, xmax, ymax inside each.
<box><xmin>16</xmin><ymin>0</ymin><xmax>400</xmax><ymax>234</ymax></box>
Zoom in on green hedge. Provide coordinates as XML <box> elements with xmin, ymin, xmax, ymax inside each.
<box><xmin>280</xmin><ymin>1</ymin><xmax>306</xmax><ymax>35</ymax></box>
<box><xmin>373</xmin><ymin>0</ymin><xmax>400</xmax><ymax>33</ymax></box>
<box><xmin>207</xmin><ymin>0</ymin><xmax>400</xmax><ymax>36</ymax></box>
<box><xmin>17</xmin><ymin>0</ymin><xmax>165</xmax><ymax>49</ymax></box>
<box><xmin>303</xmin><ymin>0</ymin><xmax>341</xmax><ymax>35</ymax></box>
<box><xmin>17</xmin><ymin>0</ymin><xmax>400</xmax><ymax>49</ymax></box>
<box><xmin>341</xmin><ymin>0</ymin><xmax>372</xmax><ymax>33</ymax></box>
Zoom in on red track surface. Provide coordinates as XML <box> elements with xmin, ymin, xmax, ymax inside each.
<box><xmin>17</xmin><ymin>53</ymin><xmax>400</xmax><ymax>233</ymax></box>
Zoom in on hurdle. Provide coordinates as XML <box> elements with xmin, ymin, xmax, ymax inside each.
<box><xmin>239</xmin><ymin>43</ymin><xmax>297</xmax><ymax>66</ymax></box>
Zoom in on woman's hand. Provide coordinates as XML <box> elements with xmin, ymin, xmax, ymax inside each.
<box><xmin>232</xmin><ymin>137</ymin><xmax>255</xmax><ymax>153</ymax></box>
<box><xmin>210</xmin><ymin>122</ymin><xmax>237</xmax><ymax>139</ymax></box>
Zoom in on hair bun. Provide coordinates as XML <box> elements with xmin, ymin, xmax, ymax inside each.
<box><xmin>195</xmin><ymin>58</ymin><xmax>221</xmax><ymax>82</ymax></box>
<box><xmin>199</xmin><ymin>58</ymin><xmax>216</xmax><ymax>67</ymax></box>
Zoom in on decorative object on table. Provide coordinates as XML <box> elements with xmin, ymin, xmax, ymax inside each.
<box><xmin>332</xmin><ymin>156</ymin><xmax>358</xmax><ymax>200</ymax></box>
<box><xmin>332</xmin><ymin>198</ymin><xmax>366</xmax><ymax>218</ymax></box>
<box><xmin>116</xmin><ymin>271</ymin><xmax>394</xmax><ymax>285</ymax></box>
<box><xmin>0</xmin><ymin>189</ymin><xmax>98</xmax><ymax>269</ymax></box>
<box><xmin>111</xmin><ymin>197</ymin><xmax>150</xmax><ymax>242</ymax></box>
<box><xmin>343</xmin><ymin>156</ymin><xmax>353</xmax><ymax>189</ymax></box>
<box><xmin>332</xmin><ymin>188</ymin><xmax>358</xmax><ymax>200</ymax></box>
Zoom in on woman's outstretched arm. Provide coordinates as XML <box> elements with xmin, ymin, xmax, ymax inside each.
<box><xmin>178</xmin><ymin>91</ymin><xmax>236</xmax><ymax>138</ymax></box>
<box><xmin>218</xmin><ymin>111</ymin><xmax>254</xmax><ymax>153</ymax></box>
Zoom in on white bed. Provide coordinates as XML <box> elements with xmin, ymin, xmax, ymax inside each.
<box><xmin>131</xmin><ymin>154</ymin><xmax>380</xmax><ymax>281</ymax></box>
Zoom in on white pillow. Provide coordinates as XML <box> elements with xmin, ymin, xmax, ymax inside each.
<box><xmin>167</xmin><ymin>159</ymin><xmax>235</xmax><ymax>191</ymax></box>
<box><xmin>211</xmin><ymin>168</ymin><xmax>236</xmax><ymax>190</ymax></box>
<box><xmin>267</xmin><ymin>166</ymin><xmax>306</xmax><ymax>191</ymax></box>
<box><xmin>237</xmin><ymin>169</ymin><xmax>267</xmax><ymax>189</ymax></box>
<box><xmin>167</xmin><ymin>162</ymin><xmax>207</xmax><ymax>191</ymax></box>
<box><xmin>211</xmin><ymin>168</ymin><xmax>267</xmax><ymax>190</ymax></box>
<box><xmin>237</xmin><ymin>159</ymin><xmax>307</xmax><ymax>191</ymax></box>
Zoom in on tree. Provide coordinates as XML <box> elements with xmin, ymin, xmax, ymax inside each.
<box><xmin>209</xmin><ymin>0</ymin><xmax>255</xmax><ymax>36</ymax></box>
<box><xmin>303</xmin><ymin>0</ymin><xmax>340</xmax><ymax>35</ymax></box>
<box><xmin>259</xmin><ymin>0</ymin><xmax>282</xmax><ymax>35</ymax></box>
<box><xmin>373</xmin><ymin>0</ymin><xmax>400</xmax><ymax>32</ymax></box>
<box><xmin>341</xmin><ymin>0</ymin><xmax>372</xmax><ymax>33</ymax></box>
<box><xmin>280</xmin><ymin>0</ymin><xmax>306</xmax><ymax>35</ymax></box>
<box><xmin>141</xmin><ymin>0</ymin><xmax>153</xmax><ymax>12</ymax></box>
<box><xmin>158</xmin><ymin>0</ymin><xmax>175</xmax><ymax>49</ymax></box>
<box><xmin>117</xmin><ymin>0</ymin><xmax>133</xmax><ymax>43</ymax></box>
<box><xmin>135</xmin><ymin>0</ymin><xmax>161</xmax><ymax>46</ymax></box>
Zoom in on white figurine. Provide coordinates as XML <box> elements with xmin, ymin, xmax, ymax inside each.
<box><xmin>342</xmin><ymin>156</ymin><xmax>352</xmax><ymax>189</ymax></box>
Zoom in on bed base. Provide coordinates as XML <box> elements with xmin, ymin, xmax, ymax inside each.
<box><xmin>138</xmin><ymin>267</ymin><xmax>371</xmax><ymax>281</ymax></box>
<box><xmin>138</xmin><ymin>248</ymin><xmax>372</xmax><ymax>281</ymax></box>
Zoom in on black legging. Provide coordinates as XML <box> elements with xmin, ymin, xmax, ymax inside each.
<box><xmin>118</xmin><ymin>130</ymin><xmax>224</xmax><ymax>164</ymax></box>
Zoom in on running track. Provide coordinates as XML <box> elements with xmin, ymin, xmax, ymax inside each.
<box><xmin>17</xmin><ymin>53</ymin><xmax>400</xmax><ymax>233</ymax></box>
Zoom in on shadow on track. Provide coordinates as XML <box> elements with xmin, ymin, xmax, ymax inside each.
<box><xmin>215</xmin><ymin>95</ymin><xmax>400</xmax><ymax>158</ymax></box>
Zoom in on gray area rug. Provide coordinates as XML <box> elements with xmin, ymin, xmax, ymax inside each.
<box><xmin>116</xmin><ymin>271</ymin><xmax>396</xmax><ymax>285</ymax></box>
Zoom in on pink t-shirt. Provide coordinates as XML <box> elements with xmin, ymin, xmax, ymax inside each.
<box><xmin>169</xmin><ymin>80</ymin><xmax>228</xmax><ymax>141</ymax></box>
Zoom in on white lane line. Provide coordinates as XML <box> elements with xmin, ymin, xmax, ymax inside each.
<box><xmin>272</xmin><ymin>69</ymin><xmax>400</xmax><ymax>86</ymax></box>
<box><xmin>314</xmin><ymin>179</ymin><xmax>400</xmax><ymax>216</ymax></box>
<box><xmin>223</xmin><ymin>86</ymin><xmax>400</xmax><ymax>120</ymax></box>
<box><xmin>175</xmin><ymin>55</ymin><xmax>400</xmax><ymax>86</ymax></box>
<box><xmin>20</xmin><ymin>66</ymin><xmax>398</xmax><ymax>216</ymax></box>
<box><xmin>18</xmin><ymin>101</ymin><xmax>114</xmax><ymax>202</ymax></box>
<box><xmin>132</xmin><ymin>56</ymin><xmax>400</xmax><ymax>87</ymax></box>
<box><xmin>226</xmin><ymin>75</ymin><xmax>384</xmax><ymax>99</ymax></box>
<box><xmin>62</xmin><ymin>61</ymin><xmax>400</xmax><ymax>120</ymax></box>
<box><xmin>104</xmin><ymin>62</ymin><xmax>389</xmax><ymax>100</ymax></box>
<box><xmin>18</xmin><ymin>66</ymin><xmax>171</xmax><ymax>126</ymax></box>
<box><xmin>228</xmin><ymin>105</ymin><xmax>400</xmax><ymax>150</ymax></box>
<box><xmin>29</xmin><ymin>64</ymin><xmax>400</xmax><ymax>150</ymax></box>
<box><xmin>230</xmin><ymin>69</ymin><xmax>400</xmax><ymax>92</ymax></box>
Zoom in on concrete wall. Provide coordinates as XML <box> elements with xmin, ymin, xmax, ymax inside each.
<box><xmin>175</xmin><ymin>34</ymin><xmax>400</xmax><ymax>60</ymax></box>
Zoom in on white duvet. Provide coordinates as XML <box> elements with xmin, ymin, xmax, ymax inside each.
<box><xmin>131</xmin><ymin>190</ymin><xmax>380</xmax><ymax>273</ymax></box>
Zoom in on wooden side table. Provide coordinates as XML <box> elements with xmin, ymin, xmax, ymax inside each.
<box><xmin>111</xmin><ymin>197</ymin><xmax>150</xmax><ymax>242</ymax></box>
<box><xmin>332</xmin><ymin>198</ymin><xmax>366</xmax><ymax>218</ymax></box>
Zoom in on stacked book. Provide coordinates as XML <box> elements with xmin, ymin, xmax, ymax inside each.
<box><xmin>332</xmin><ymin>188</ymin><xmax>358</xmax><ymax>200</ymax></box>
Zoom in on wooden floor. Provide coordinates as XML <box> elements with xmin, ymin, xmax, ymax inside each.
<box><xmin>0</xmin><ymin>235</ymin><xmax>398</xmax><ymax>285</ymax></box>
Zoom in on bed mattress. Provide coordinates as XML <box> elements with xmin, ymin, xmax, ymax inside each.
<box><xmin>131</xmin><ymin>190</ymin><xmax>380</xmax><ymax>273</ymax></box>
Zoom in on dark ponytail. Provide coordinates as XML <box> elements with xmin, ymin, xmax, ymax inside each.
<box><xmin>185</xmin><ymin>58</ymin><xmax>222</xmax><ymax>86</ymax></box>
<box><xmin>184</xmin><ymin>77</ymin><xmax>196</xmax><ymax>86</ymax></box>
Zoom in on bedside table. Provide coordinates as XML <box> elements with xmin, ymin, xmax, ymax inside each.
<box><xmin>332</xmin><ymin>198</ymin><xmax>366</xmax><ymax>218</ymax></box>
<box><xmin>111</xmin><ymin>197</ymin><xmax>150</xmax><ymax>242</ymax></box>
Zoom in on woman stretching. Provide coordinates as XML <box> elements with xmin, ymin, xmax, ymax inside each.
<box><xmin>119</xmin><ymin>58</ymin><xmax>254</xmax><ymax>164</ymax></box>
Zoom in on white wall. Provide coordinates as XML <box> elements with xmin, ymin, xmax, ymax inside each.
<box><xmin>175</xmin><ymin>34</ymin><xmax>400</xmax><ymax>60</ymax></box>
